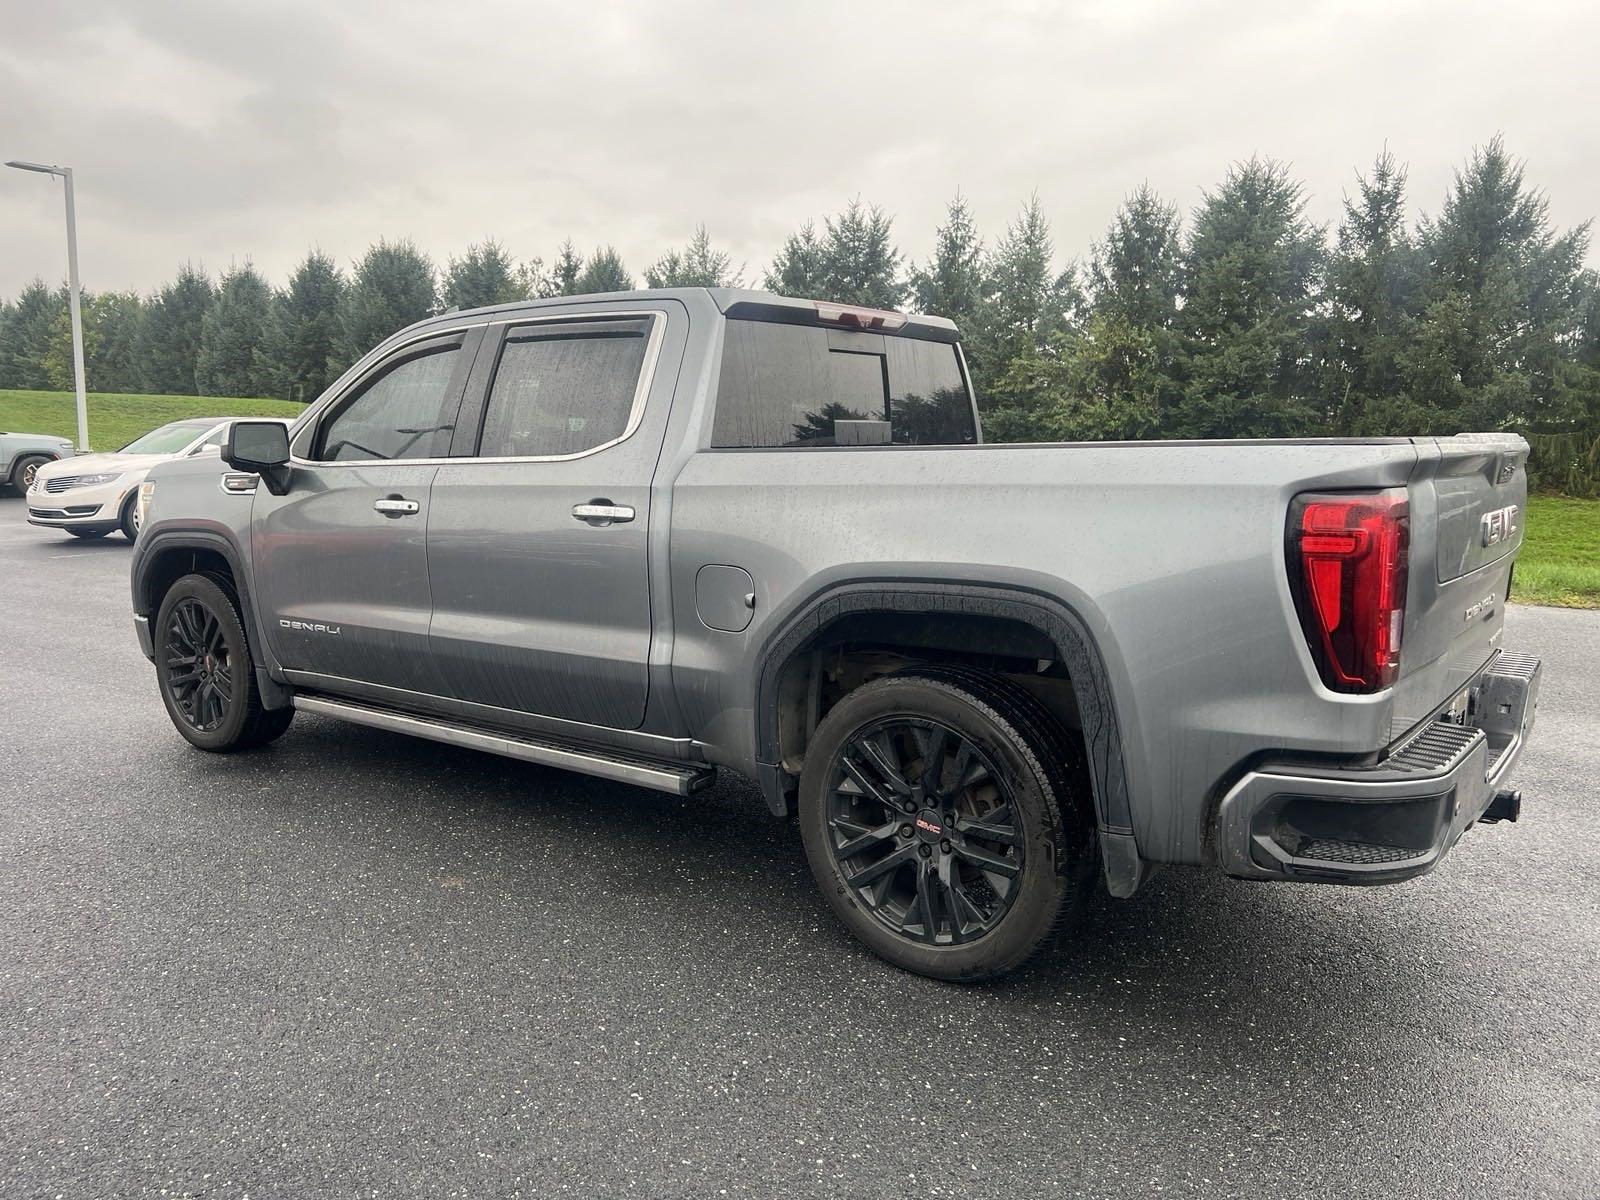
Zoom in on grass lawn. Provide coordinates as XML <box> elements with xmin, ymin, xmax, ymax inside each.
<box><xmin>1512</xmin><ymin>495</ymin><xmax>1600</xmax><ymax>609</ymax></box>
<box><xmin>0</xmin><ymin>389</ymin><xmax>302</xmax><ymax>453</ymax></box>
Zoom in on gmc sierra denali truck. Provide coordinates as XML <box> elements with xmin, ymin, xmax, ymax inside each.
<box><xmin>130</xmin><ymin>288</ymin><xmax>1541</xmax><ymax>981</ymax></box>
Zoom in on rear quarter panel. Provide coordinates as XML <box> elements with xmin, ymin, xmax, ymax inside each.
<box><xmin>667</xmin><ymin>439</ymin><xmax>1422</xmax><ymax>868</ymax></box>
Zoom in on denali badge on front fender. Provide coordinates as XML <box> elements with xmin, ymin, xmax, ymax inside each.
<box><xmin>280</xmin><ymin>618</ymin><xmax>342</xmax><ymax>635</ymax></box>
<box><xmin>1480</xmin><ymin>504</ymin><xmax>1519</xmax><ymax>547</ymax></box>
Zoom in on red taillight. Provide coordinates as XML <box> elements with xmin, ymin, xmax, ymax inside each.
<box><xmin>814</xmin><ymin>301</ymin><xmax>907</xmax><ymax>330</ymax></box>
<box><xmin>1290</xmin><ymin>489</ymin><xmax>1410</xmax><ymax>693</ymax></box>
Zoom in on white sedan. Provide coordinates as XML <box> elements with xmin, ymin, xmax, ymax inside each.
<box><xmin>26</xmin><ymin>417</ymin><xmax>291</xmax><ymax>541</ymax></box>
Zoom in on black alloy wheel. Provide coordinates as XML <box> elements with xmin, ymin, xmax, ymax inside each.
<box><xmin>799</xmin><ymin>667</ymin><xmax>1096</xmax><ymax>982</ymax></box>
<box><xmin>153</xmin><ymin>573</ymin><xmax>295</xmax><ymax>752</ymax></box>
<box><xmin>163</xmin><ymin>595</ymin><xmax>237</xmax><ymax>732</ymax></box>
<box><xmin>823</xmin><ymin>717</ymin><xmax>1024</xmax><ymax>946</ymax></box>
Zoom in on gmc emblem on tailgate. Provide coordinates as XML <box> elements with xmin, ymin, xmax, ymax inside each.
<box><xmin>1480</xmin><ymin>504</ymin><xmax>1519</xmax><ymax>547</ymax></box>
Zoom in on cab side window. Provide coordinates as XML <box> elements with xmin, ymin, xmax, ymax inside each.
<box><xmin>314</xmin><ymin>345</ymin><xmax>462</xmax><ymax>462</ymax></box>
<box><xmin>474</xmin><ymin>320</ymin><xmax>651</xmax><ymax>459</ymax></box>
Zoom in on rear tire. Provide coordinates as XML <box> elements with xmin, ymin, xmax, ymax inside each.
<box><xmin>154</xmin><ymin>573</ymin><xmax>294</xmax><ymax>752</ymax></box>
<box><xmin>798</xmin><ymin>666</ymin><xmax>1097</xmax><ymax>982</ymax></box>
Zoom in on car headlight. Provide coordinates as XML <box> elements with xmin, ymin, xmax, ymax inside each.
<box><xmin>137</xmin><ymin>480</ymin><xmax>156</xmax><ymax>528</ymax></box>
<box><xmin>66</xmin><ymin>472</ymin><xmax>121</xmax><ymax>488</ymax></box>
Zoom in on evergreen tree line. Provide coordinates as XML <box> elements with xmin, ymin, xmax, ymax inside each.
<box><xmin>0</xmin><ymin>139</ymin><xmax>1595</xmax><ymax>489</ymax></box>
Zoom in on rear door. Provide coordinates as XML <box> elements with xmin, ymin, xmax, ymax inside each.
<box><xmin>254</xmin><ymin>326</ymin><xmax>481</xmax><ymax>695</ymax></box>
<box><xmin>425</xmin><ymin>307</ymin><xmax>679</xmax><ymax>730</ymax></box>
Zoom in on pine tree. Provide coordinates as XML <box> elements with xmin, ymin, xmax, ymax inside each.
<box><xmin>572</xmin><ymin>246</ymin><xmax>633</xmax><ymax>294</ymax></box>
<box><xmin>139</xmin><ymin>265</ymin><xmax>215</xmax><ymax>395</ymax></box>
<box><xmin>989</xmin><ymin>315</ymin><xmax>1165</xmax><ymax>443</ymax></box>
<box><xmin>1076</xmin><ymin>185</ymin><xmax>1186</xmax><ymax>434</ymax></box>
<box><xmin>971</xmin><ymin>195</ymin><xmax>1082</xmax><ymax>435</ymax></box>
<box><xmin>441</xmin><ymin>239</ymin><xmax>528</xmax><ymax>310</ymax></box>
<box><xmin>337</xmin><ymin>239</ymin><xmax>436</xmax><ymax>364</ymax></box>
<box><xmin>645</xmin><ymin>226</ymin><xmax>742</xmax><ymax>288</ymax></box>
<box><xmin>1089</xmin><ymin>185</ymin><xmax>1183</xmax><ymax>332</ymax></box>
<box><xmin>910</xmin><ymin>193</ymin><xmax>986</xmax><ymax>328</ymax></box>
<box><xmin>0</xmin><ymin>299</ymin><xmax>11</xmax><ymax>388</ymax></box>
<box><xmin>763</xmin><ymin>222</ymin><xmax>827</xmax><ymax>298</ymax></box>
<box><xmin>0</xmin><ymin>279</ymin><xmax>63</xmax><ymax>390</ymax></box>
<box><xmin>1325</xmin><ymin>151</ymin><xmax>1424</xmax><ymax>434</ymax></box>
<box><xmin>819</xmin><ymin>199</ymin><xmax>903</xmax><ymax>308</ymax></box>
<box><xmin>196</xmin><ymin>263</ymin><xmax>274</xmax><ymax>397</ymax></box>
<box><xmin>1404</xmin><ymin>136</ymin><xmax>1594</xmax><ymax>434</ymax></box>
<box><xmin>551</xmin><ymin>241</ymin><xmax>584</xmax><ymax>296</ymax></box>
<box><xmin>86</xmin><ymin>291</ymin><xmax>145</xmax><ymax>394</ymax></box>
<box><xmin>983</xmin><ymin>195</ymin><xmax>1076</xmax><ymax>365</ymax></box>
<box><xmin>262</xmin><ymin>249</ymin><xmax>345</xmax><ymax>403</ymax></box>
<box><xmin>41</xmin><ymin>291</ymin><xmax>99</xmax><ymax>392</ymax></box>
<box><xmin>1175</xmin><ymin>158</ymin><xmax>1326</xmax><ymax>438</ymax></box>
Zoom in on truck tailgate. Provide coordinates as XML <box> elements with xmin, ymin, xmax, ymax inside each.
<box><xmin>1389</xmin><ymin>433</ymin><xmax>1528</xmax><ymax>739</ymax></box>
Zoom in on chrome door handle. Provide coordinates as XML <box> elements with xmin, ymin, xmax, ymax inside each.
<box><xmin>572</xmin><ymin>502</ymin><xmax>635</xmax><ymax>525</ymax></box>
<box><xmin>374</xmin><ymin>497</ymin><xmax>420</xmax><ymax>517</ymax></box>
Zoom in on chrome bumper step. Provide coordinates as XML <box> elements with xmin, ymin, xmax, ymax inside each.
<box><xmin>291</xmin><ymin>694</ymin><xmax>715</xmax><ymax>796</ymax></box>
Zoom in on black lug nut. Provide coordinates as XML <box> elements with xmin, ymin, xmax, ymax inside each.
<box><xmin>940</xmin><ymin>839</ymin><xmax>952</xmax><ymax>854</ymax></box>
<box><xmin>899</xmin><ymin>824</ymin><xmax>913</xmax><ymax>838</ymax></box>
<box><xmin>917</xmin><ymin>844</ymin><xmax>932</xmax><ymax>859</ymax></box>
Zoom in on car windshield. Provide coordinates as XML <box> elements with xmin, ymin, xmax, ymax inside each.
<box><xmin>118</xmin><ymin>423</ymin><xmax>214</xmax><ymax>455</ymax></box>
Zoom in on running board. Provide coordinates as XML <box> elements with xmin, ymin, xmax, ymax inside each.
<box><xmin>291</xmin><ymin>695</ymin><xmax>715</xmax><ymax>796</ymax></box>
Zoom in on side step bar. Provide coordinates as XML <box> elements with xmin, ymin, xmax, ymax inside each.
<box><xmin>292</xmin><ymin>695</ymin><xmax>715</xmax><ymax>796</ymax></box>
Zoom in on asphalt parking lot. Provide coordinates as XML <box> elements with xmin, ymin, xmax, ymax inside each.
<box><xmin>1</xmin><ymin>495</ymin><xmax>1596</xmax><ymax>1199</ymax></box>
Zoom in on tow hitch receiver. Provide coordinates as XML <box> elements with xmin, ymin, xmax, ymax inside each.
<box><xmin>1479</xmin><ymin>789</ymin><xmax>1522</xmax><ymax>825</ymax></box>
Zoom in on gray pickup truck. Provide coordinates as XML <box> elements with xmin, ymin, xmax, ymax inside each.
<box><xmin>130</xmin><ymin>288</ymin><xmax>1541</xmax><ymax>980</ymax></box>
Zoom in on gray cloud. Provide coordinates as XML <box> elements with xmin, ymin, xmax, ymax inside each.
<box><xmin>2</xmin><ymin>0</ymin><xmax>1596</xmax><ymax>297</ymax></box>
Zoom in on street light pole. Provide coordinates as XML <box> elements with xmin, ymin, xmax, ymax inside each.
<box><xmin>6</xmin><ymin>160</ymin><xmax>90</xmax><ymax>452</ymax></box>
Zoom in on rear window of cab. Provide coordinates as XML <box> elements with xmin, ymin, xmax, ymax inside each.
<box><xmin>711</xmin><ymin>319</ymin><xmax>976</xmax><ymax>448</ymax></box>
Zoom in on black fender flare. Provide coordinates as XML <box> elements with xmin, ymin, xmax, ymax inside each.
<box><xmin>751</xmin><ymin>580</ymin><xmax>1141</xmax><ymax>891</ymax></box>
<box><xmin>133</xmin><ymin>529</ymin><xmax>292</xmax><ymax>710</ymax></box>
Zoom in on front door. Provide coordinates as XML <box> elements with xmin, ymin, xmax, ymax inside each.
<box><xmin>426</xmin><ymin>310</ymin><xmax>677</xmax><ymax>730</ymax></box>
<box><xmin>254</xmin><ymin>327</ymin><xmax>480</xmax><ymax>696</ymax></box>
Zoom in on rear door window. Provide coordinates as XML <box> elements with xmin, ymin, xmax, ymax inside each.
<box><xmin>711</xmin><ymin>319</ymin><xmax>976</xmax><ymax>448</ymax></box>
<box><xmin>473</xmin><ymin>319</ymin><xmax>651</xmax><ymax>459</ymax></box>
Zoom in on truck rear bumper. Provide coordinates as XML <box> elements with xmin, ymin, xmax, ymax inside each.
<box><xmin>1215</xmin><ymin>651</ymin><xmax>1541</xmax><ymax>885</ymax></box>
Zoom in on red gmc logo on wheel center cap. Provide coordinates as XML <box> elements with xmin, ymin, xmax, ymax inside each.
<box><xmin>915</xmin><ymin>817</ymin><xmax>942</xmax><ymax>835</ymax></box>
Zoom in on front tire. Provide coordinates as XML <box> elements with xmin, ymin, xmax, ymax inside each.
<box><xmin>154</xmin><ymin>574</ymin><xmax>294</xmax><ymax>752</ymax></box>
<box><xmin>119</xmin><ymin>493</ymin><xmax>140</xmax><ymax>541</ymax></box>
<box><xmin>11</xmin><ymin>455</ymin><xmax>50</xmax><ymax>495</ymax></box>
<box><xmin>799</xmin><ymin>666</ymin><xmax>1097</xmax><ymax>982</ymax></box>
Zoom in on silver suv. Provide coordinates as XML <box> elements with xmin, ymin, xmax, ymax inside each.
<box><xmin>1</xmin><ymin>429</ymin><xmax>76</xmax><ymax>496</ymax></box>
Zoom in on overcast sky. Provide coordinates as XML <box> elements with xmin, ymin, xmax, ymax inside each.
<box><xmin>1</xmin><ymin>0</ymin><xmax>1596</xmax><ymax>299</ymax></box>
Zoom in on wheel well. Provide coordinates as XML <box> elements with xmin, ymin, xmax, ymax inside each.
<box><xmin>754</xmin><ymin>583</ymin><xmax>1133</xmax><ymax>860</ymax></box>
<box><xmin>770</xmin><ymin>610</ymin><xmax>1083</xmax><ymax>780</ymax></box>
<box><xmin>141</xmin><ymin>546</ymin><xmax>236</xmax><ymax>617</ymax></box>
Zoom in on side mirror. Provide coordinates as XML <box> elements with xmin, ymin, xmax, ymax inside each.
<box><xmin>223</xmin><ymin>421</ymin><xmax>292</xmax><ymax>494</ymax></box>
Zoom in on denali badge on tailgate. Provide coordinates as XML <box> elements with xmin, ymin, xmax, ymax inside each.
<box><xmin>1480</xmin><ymin>504</ymin><xmax>1519</xmax><ymax>547</ymax></box>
